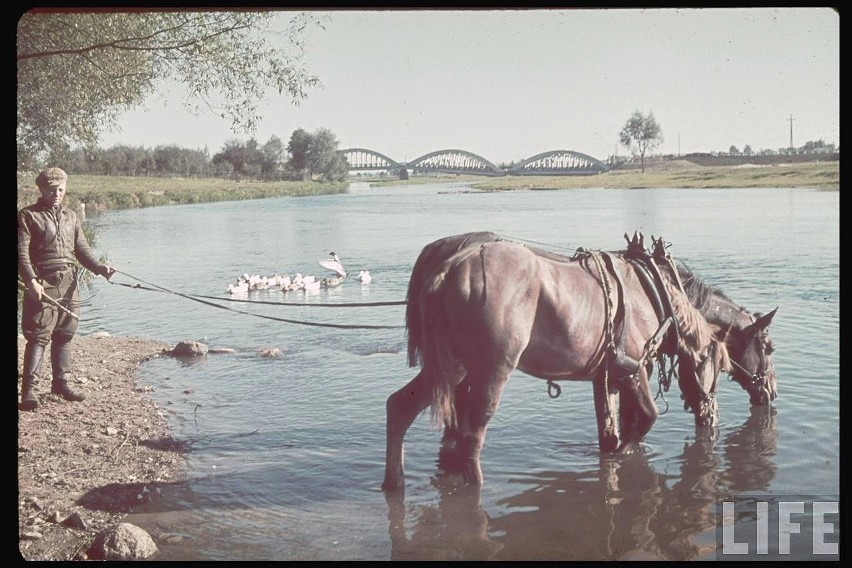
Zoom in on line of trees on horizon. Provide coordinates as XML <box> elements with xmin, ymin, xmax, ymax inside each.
<box><xmin>29</xmin><ymin>127</ymin><xmax>350</xmax><ymax>183</ymax></box>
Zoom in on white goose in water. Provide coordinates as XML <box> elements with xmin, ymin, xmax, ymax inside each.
<box><xmin>302</xmin><ymin>277</ymin><xmax>321</xmax><ymax>293</ymax></box>
<box><xmin>321</xmin><ymin>275</ymin><xmax>344</xmax><ymax>288</ymax></box>
<box><xmin>319</xmin><ymin>251</ymin><xmax>347</xmax><ymax>277</ymax></box>
<box><xmin>228</xmin><ymin>280</ymin><xmax>249</xmax><ymax>295</ymax></box>
<box><xmin>358</xmin><ymin>270</ymin><xmax>372</xmax><ymax>284</ymax></box>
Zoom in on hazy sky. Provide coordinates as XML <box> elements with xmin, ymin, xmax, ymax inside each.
<box><xmin>99</xmin><ymin>7</ymin><xmax>839</xmax><ymax>165</ymax></box>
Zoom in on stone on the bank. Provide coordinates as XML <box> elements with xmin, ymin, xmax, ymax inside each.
<box><xmin>62</xmin><ymin>511</ymin><xmax>88</xmax><ymax>530</ymax></box>
<box><xmin>170</xmin><ymin>340</ymin><xmax>209</xmax><ymax>357</ymax></box>
<box><xmin>89</xmin><ymin>522</ymin><xmax>158</xmax><ymax>560</ymax></box>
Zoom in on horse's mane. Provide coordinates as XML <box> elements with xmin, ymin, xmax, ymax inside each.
<box><xmin>676</xmin><ymin>259</ymin><xmax>739</xmax><ymax>312</ymax></box>
<box><xmin>665</xmin><ymin>277</ymin><xmax>717</xmax><ymax>355</ymax></box>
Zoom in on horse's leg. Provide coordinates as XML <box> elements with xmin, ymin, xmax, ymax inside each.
<box><xmin>383</xmin><ymin>370</ymin><xmax>435</xmax><ymax>491</ymax></box>
<box><xmin>453</xmin><ymin>370</ymin><xmax>510</xmax><ymax>485</ymax></box>
<box><xmin>614</xmin><ymin>368</ymin><xmax>657</xmax><ymax>453</ymax></box>
<box><xmin>593</xmin><ymin>374</ymin><xmax>621</xmax><ymax>452</ymax></box>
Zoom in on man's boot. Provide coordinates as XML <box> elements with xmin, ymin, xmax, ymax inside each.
<box><xmin>20</xmin><ymin>342</ymin><xmax>45</xmax><ymax>411</ymax></box>
<box><xmin>50</xmin><ymin>340</ymin><xmax>85</xmax><ymax>402</ymax></box>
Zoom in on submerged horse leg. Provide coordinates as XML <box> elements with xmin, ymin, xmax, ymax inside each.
<box><xmin>593</xmin><ymin>375</ymin><xmax>621</xmax><ymax>452</ymax></box>
<box><xmin>614</xmin><ymin>368</ymin><xmax>657</xmax><ymax>453</ymax></box>
<box><xmin>453</xmin><ymin>370</ymin><xmax>511</xmax><ymax>485</ymax></box>
<box><xmin>383</xmin><ymin>370</ymin><xmax>437</xmax><ymax>491</ymax></box>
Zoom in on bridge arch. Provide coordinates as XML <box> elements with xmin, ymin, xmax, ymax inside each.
<box><xmin>408</xmin><ymin>149</ymin><xmax>504</xmax><ymax>176</ymax></box>
<box><xmin>339</xmin><ymin>148</ymin><xmax>403</xmax><ymax>171</ymax></box>
<box><xmin>510</xmin><ymin>149</ymin><xmax>610</xmax><ymax>175</ymax></box>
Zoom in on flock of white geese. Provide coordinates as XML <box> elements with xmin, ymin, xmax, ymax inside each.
<box><xmin>227</xmin><ymin>252</ymin><xmax>371</xmax><ymax>295</ymax></box>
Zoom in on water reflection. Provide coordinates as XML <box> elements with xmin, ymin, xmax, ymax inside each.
<box><xmin>386</xmin><ymin>477</ymin><xmax>503</xmax><ymax>560</ymax></box>
<box><xmin>386</xmin><ymin>405</ymin><xmax>778</xmax><ymax>560</ymax></box>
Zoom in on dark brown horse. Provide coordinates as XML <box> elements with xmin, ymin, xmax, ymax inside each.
<box><xmin>383</xmin><ymin>238</ymin><xmax>729</xmax><ymax>490</ymax></box>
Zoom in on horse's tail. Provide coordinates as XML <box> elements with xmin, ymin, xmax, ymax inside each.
<box><xmin>405</xmin><ymin>246</ymin><xmax>433</xmax><ymax>368</ymax></box>
<box><xmin>418</xmin><ymin>245</ymin><xmax>484</xmax><ymax>429</ymax></box>
<box><xmin>420</xmin><ymin>266</ymin><xmax>455</xmax><ymax>428</ymax></box>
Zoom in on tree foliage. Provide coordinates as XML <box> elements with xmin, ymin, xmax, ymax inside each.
<box><xmin>17</xmin><ymin>10</ymin><xmax>323</xmax><ymax>168</ymax></box>
<box><xmin>286</xmin><ymin>128</ymin><xmax>312</xmax><ymax>178</ymax></box>
<box><xmin>618</xmin><ymin>110</ymin><xmax>663</xmax><ymax>173</ymax></box>
<box><xmin>284</xmin><ymin>128</ymin><xmax>348</xmax><ymax>182</ymax></box>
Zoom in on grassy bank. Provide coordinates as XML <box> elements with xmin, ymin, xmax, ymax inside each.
<box><xmin>366</xmin><ymin>160</ymin><xmax>838</xmax><ymax>191</ymax></box>
<box><xmin>472</xmin><ymin>160</ymin><xmax>839</xmax><ymax>191</ymax></box>
<box><xmin>16</xmin><ymin>173</ymin><xmax>348</xmax><ymax>212</ymax></box>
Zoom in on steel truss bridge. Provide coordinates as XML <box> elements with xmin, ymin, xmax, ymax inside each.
<box><xmin>339</xmin><ymin>148</ymin><xmax>609</xmax><ymax>176</ymax></box>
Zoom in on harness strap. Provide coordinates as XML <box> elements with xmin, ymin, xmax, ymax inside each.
<box><xmin>585</xmin><ymin>250</ymin><xmax>617</xmax><ymax>432</ymax></box>
<box><xmin>651</xmin><ymin>236</ymin><xmax>687</xmax><ymax>294</ymax></box>
<box><xmin>627</xmin><ymin>255</ymin><xmax>681</xmax><ymax>355</ymax></box>
<box><xmin>600</xmin><ymin>252</ymin><xmax>638</xmax><ymax>375</ymax></box>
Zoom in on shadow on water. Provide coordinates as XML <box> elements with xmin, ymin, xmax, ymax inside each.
<box><xmin>385</xmin><ymin>405</ymin><xmax>778</xmax><ymax>561</ymax></box>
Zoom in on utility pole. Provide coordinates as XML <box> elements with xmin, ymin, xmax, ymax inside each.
<box><xmin>788</xmin><ymin>113</ymin><xmax>795</xmax><ymax>153</ymax></box>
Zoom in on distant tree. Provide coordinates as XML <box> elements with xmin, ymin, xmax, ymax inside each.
<box><xmin>260</xmin><ymin>135</ymin><xmax>285</xmax><ymax>178</ymax></box>
<box><xmin>618</xmin><ymin>110</ymin><xmax>663</xmax><ymax>173</ymax></box>
<box><xmin>286</xmin><ymin>128</ymin><xmax>312</xmax><ymax>180</ymax></box>
<box><xmin>802</xmin><ymin>139</ymin><xmax>835</xmax><ymax>153</ymax></box>
<box><xmin>284</xmin><ymin>127</ymin><xmax>347</xmax><ymax>181</ymax></box>
<box><xmin>17</xmin><ymin>11</ymin><xmax>324</xmax><ymax>168</ymax></box>
<box><xmin>307</xmin><ymin>128</ymin><xmax>348</xmax><ymax>181</ymax></box>
<box><xmin>212</xmin><ymin>139</ymin><xmax>259</xmax><ymax>179</ymax></box>
<box><xmin>153</xmin><ymin>145</ymin><xmax>186</xmax><ymax>175</ymax></box>
<box><xmin>729</xmin><ymin>145</ymin><xmax>740</xmax><ymax>155</ymax></box>
<box><xmin>743</xmin><ymin>144</ymin><xmax>753</xmax><ymax>156</ymax></box>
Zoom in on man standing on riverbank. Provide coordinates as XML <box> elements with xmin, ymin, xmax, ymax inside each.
<box><xmin>17</xmin><ymin>167</ymin><xmax>115</xmax><ymax>411</ymax></box>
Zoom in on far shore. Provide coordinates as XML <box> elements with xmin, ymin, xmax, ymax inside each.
<box><xmin>370</xmin><ymin>160</ymin><xmax>839</xmax><ymax>192</ymax></box>
<box><xmin>16</xmin><ymin>160</ymin><xmax>838</xmax><ymax>214</ymax></box>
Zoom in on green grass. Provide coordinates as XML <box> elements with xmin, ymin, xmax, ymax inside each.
<box><xmin>468</xmin><ymin>162</ymin><xmax>839</xmax><ymax>192</ymax></box>
<box><xmin>16</xmin><ymin>173</ymin><xmax>348</xmax><ymax>211</ymax></box>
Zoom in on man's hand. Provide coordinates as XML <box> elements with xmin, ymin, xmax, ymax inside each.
<box><xmin>27</xmin><ymin>278</ymin><xmax>44</xmax><ymax>301</ymax></box>
<box><xmin>99</xmin><ymin>265</ymin><xmax>116</xmax><ymax>280</ymax></box>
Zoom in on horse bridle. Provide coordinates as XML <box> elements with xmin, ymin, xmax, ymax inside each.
<box><xmin>727</xmin><ymin>324</ymin><xmax>773</xmax><ymax>391</ymax></box>
<box><xmin>687</xmin><ymin>339</ymin><xmax>720</xmax><ymax>420</ymax></box>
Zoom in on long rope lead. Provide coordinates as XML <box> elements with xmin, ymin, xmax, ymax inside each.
<box><xmin>108</xmin><ymin>270</ymin><xmax>405</xmax><ymax>330</ymax></box>
<box><xmin>190</xmin><ymin>293</ymin><xmax>407</xmax><ymax>308</ymax></box>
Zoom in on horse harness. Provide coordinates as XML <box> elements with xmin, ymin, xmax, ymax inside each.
<box><xmin>562</xmin><ymin>233</ymin><xmax>716</xmax><ymax>424</ymax></box>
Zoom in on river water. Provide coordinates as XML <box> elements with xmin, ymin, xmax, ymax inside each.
<box><xmin>77</xmin><ymin>181</ymin><xmax>838</xmax><ymax>560</ymax></box>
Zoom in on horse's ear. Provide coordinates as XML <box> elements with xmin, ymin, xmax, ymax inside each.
<box><xmin>745</xmin><ymin>307</ymin><xmax>778</xmax><ymax>335</ymax></box>
<box><xmin>756</xmin><ymin>307</ymin><xmax>778</xmax><ymax>329</ymax></box>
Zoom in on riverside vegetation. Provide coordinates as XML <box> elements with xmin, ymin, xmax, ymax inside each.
<box><xmin>371</xmin><ymin>160</ymin><xmax>839</xmax><ymax>191</ymax></box>
<box><xmin>16</xmin><ymin>160</ymin><xmax>837</xmax><ymax>214</ymax></box>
